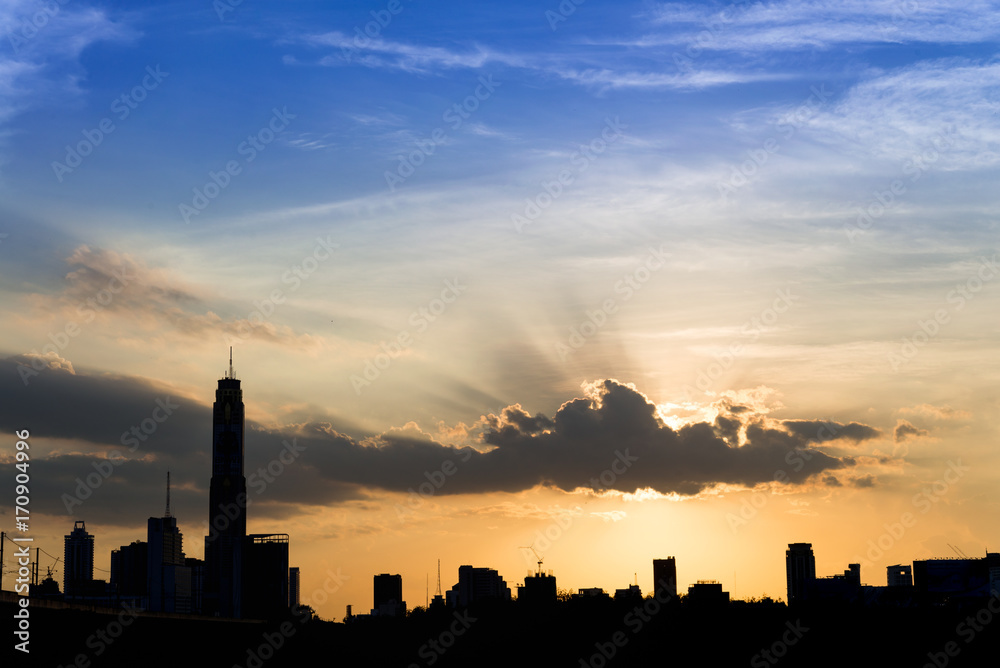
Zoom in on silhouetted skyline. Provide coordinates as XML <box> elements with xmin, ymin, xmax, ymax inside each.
<box><xmin>3</xmin><ymin>0</ymin><xmax>1000</xmax><ymax>634</ymax></box>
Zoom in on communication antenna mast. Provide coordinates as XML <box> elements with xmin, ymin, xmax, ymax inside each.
<box><xmin>228</xmin><ymin>346</ymin><xmax>234</xmax><ymax>379</ymax></box>
<box><xmin>165</xmin><ymin>471</ymin><xmax>171</xmax><ymax>517</ymax></box>
<box><xmin>436</xmin><ymin>559</ymin><xmax>442</xmax><ymax>596</ymax></box>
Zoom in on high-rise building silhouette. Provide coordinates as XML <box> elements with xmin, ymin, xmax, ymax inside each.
<box><xmin>185</xmin><ymin>557</ymin><xmax>205</xmax><ymax>614</ymax></box>
<box><xmin>148</xmin><ymin>516</ymin><xmax>191</xmax><ymax>613</ymax></box>
<box><xmin>289</xmin><ymin>566</ymin><xmax>300</xmax><ymax>608</ymax></box>
<box><xmin>786</xmin><ymin>543</ymin><xmax>816</xmax><ymax>605</ymax></box>
<box><xmin>653</xmin><ymin>558</ymin><xmax>677</xmax><ymax>600</ymax></box>
<box><xmin>64</xmin><ymin>520</ymin><xmax>94</xmax><ymax>597</ymax></box>
<box><xmin>110</xmin><ymin>540</ymin><xmax>148</xmax><ymax>599</ymax></box>
<box><xmin>373</xmin><ymin>573</ymin><xmax>406</xmax><ymax>617</ymax></box>
<box><xmin>205</xmin><ymin>351</ymin><xmax>247</xmax><ymax>617</ymax></box>
<box><xmin>244</xmin><ymin>534</ymin><xmax>290</xmax><ymax>619</ymax></box>
<box><xmin>148</xmin><ymin>472</ymin><xmax>190</xmax><ymax>612</ymax></box>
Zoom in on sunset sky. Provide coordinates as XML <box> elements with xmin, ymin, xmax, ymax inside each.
<box><xmin>2</xmin><ymin>0</ymin><xmax>999</xmax><ymax>620</ymax></box>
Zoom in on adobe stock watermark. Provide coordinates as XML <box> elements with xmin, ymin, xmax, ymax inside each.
<box><xmin>922</xmin><ymin>589</ymin><xmax>1000</xmax><ymax>668</ymax></box>
<box><xmin>51</xmin><ymin>65</ymin><xmax>169</xmax><ymax>182</ymax></box>
<box><xmin>53</xmin><ymin>602</ymin><xmax>140</xmax><ymax>668</ymax></box>
<box><xmin>350</xmin><ymin>278</ymin><xmax>467</xmax><ymax>394</ymax></box>
<box><xmin>556</xmin><ymin>245</ymin><xmax>670</xmax><ymax>361</ymax></box>
<box><xmin>877</xmin><ymin>0</ymin><xmax>923</xmax><ymax>37</ymax></box>
<box><xmin>727</xmin><ymin>420</ymin><xmax>840</xmax><ymax>533</ymax></box>
<box><xmin>203</xmin><ymin>438</ymin><xmax>307</xmax><ymax>540</ymax></box>
<box><xmin>844</xmin><ymin>125</ymin><xmax>959</xmax><ymax>243</ymax></box>
<box><xmin>6</xmin><ymin>0</ymin><xmax>71</xmax><ymax>53</ymax></box>
<box><xmin>224</xmin><ymin>235</ymin><xmax>339</xmax><ymax>346</ymax></box>
<box><xmin>588</xmin><ymin>449</ymin><xmax>639</xmax><ymax>492</ymax></box>
<box><xmin>394</xmin><ymin>449</ymin><xmax>474</xmax><ymax>523</ymax></box>
<box><xmin>18</xmin><ymin>262</ymin><xmax>135</xmax><ymax>386</ymax></box>
<box><xmin>750</xmin><ymin>620</ymin><xmax>809</xmax><ymax>667</ymax></box>
<box><xmin>179</xmin><ymin>106</ymin><xmax>296</xmax><ymax>223</ymax></box>
<box><xmin>578</xmin><ymin>577</ymin><xmax>677</xmax><ymax>667</ymax></box>
<box><xmin>409</xmin><ymin>610</ymin><xmax>477</xmax><ymax>668</ymax></box>
<box><xmin>888</xmin><ymin>255</ymin><xmax>998</xmax><ymax>372</ymax></box>
<box><xmin>302</xmin><ymin>567</ymin><xmax>350</xmax><ymax>616</ymax></box>
<box><xmin>61</xmin><ymin>398</ymin><xmax>180</xmax><ymax>513</ymax></box>
<box><xmin>545</xmin><ymin>0</ymin><xmax>586</xmax><ymax>30</ymax></box>
<box><xmin>234</xmin><ymin>571</ymin><xmax>346</xmax><ymax>668</ymax></box>
<box><xmin>717</xmin><ymin>84</ymin><xmax>832</xmax><ymax>203</ymax></box>
<box><xmin>852</xmin><ymin>459</ymin><xmax>970</xmax><ymax>569</ymax></box>
<box><xmin>671</xmin><ymin>0</ymin><xmax>755</xmax><ymax>74</ymax></box>
<box><xmin>512</xmin><ymin>116</ymin><xmax>627</xmax><ymax>233</ymax></box>
<box><xmin>681</xmin><ymin>287</ymin><xmax>801</xmax><ymax>400</ymax></box>
<box><xmin>214</xmin><ymin>0</ymin><xmax>245</xmax><ymax>21</ymax></box>
<box><xmin>385</xmin><ymin>75</ymin><xmax>500</xmax><ymax>192</ymax></box>
<box><xmin>521</xmin><ymin>509</ymin><xmax>578</xmax><ymax>570</ymax></box>
<box><xmin>524</xmin><ymin>451</ymin><xmax>637</xmax><ymax>567</ymax></box>
<box><xmin>340</xmin><ymin>0</ymin><xmax>415</xmax><ymax>62</ymax></box>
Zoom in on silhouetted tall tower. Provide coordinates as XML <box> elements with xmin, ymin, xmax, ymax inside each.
<box><xmin>63</xmin><ymin>520</ymin><xmax>94</xmax><ymax>597</ymax></box>
<box><xmin>786</xmin><ymin>543</ymin><xmax>816</xmax><ymax>605</ymax></box>
<box><xmin>653</xmin><ymin>557</ymin><xmax>677</xmax><ymax>600</ymax></box>
<box><xmin>205</xmin><ymin>350</ymin><xmax>247</xmax><ymax>617</ymax></box>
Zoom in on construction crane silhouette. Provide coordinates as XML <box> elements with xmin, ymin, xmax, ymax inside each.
<box><xmin>519</xmin><ymin>545</ymin><xmax>544</xmax><ymax>576</ymax></box>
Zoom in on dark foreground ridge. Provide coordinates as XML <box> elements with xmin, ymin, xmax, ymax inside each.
<box><xmin>6</xmin><ymin>591</ymin><xmax>1000</xmax><ymax>667</ymax></box>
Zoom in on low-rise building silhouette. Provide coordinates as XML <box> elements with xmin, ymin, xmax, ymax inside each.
<box><xmin>686</xmin><ymin>581</ymin><xmax>729</xmax><ymax>609</ymax></box>
<box><xmin>887</xmin><ymin>564</ymin><xmax>912</xmax><ymax>588</ymax></box>
<box><xmin>518</xmin><ymin>570</ymin><xmax>557</xmax><ymax>606</ymax></box>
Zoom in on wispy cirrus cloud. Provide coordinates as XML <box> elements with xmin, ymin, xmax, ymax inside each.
<box><xmin>798</xmin><ymin>58</ymin><xmax>1000</xmax><ymax>166</ymax></box>
<box><xmin>0</xmin><ymin>1</ymin><xmax>137</xmax><ymax>126</ymax></box>
<box><xmin>553</xmin><ymin>66</ymin><xmax>790</xmax><ymax>91</ymax></box>
<box><xmin>307</xmin><ymin>31</ymin><xmax>523</xmax><ymax>73</ymax></box>
<box><xmin>298</xmin><ymin>30</ymin><xmax>790</xmax><ymax>91</ymax></box>
<box><xmin>644</xmin><ymin>0</ymin><xmax>1000</xmax><ymax>51</ymax></box>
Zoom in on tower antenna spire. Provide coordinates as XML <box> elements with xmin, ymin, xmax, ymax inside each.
<box><xmin>229</xmin><ymin>346</ymin><xmax>234</xmax><ymax>379</ymax></box>
<box><xmin>165</xmin><ymin>471</ymin><xmax>171</xmax><ymax>517</ymax></box>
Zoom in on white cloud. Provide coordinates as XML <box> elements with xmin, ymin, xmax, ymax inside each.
<box><xmin>801</xmin><ymin>59</ymin><xmax>1000</xmax><ymax>167</ymax></box>
<box><xmin>0</xmin><ymin>2</ymin><xmax>138</xmax><ymax>127</ymax></box>
<box><xmin>308</xmin><ymin>31</ymin><xmax>522</xmax><ymax>73</ymax></box>
<box><xmin>645</xmin><ymin>0</ymin><xmax>1000</xmax><ymax>51</ymax></box>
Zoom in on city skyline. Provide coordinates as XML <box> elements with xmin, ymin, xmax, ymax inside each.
<box><xmin>2</xmin><ymin>0</ymin><xmax>1000</xmax><ymax>623</ymax></box>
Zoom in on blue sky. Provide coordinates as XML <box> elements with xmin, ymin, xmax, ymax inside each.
<box><xmin>2</xmin><ymin>0</ymin><xmax>1000</xmax><ymax>618</ymax></box>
